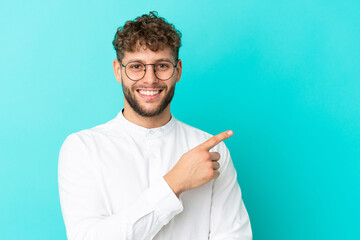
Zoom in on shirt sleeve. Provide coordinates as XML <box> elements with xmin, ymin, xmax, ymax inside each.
<box><xmin>208</xmin><ymin>142</ymin><xmax>252</xmax><ymax>240</ymax></box>
<box><xmin>58</xmin><ymin>134</ymin><xmax>183</xmax><ymax>240</ymax></box>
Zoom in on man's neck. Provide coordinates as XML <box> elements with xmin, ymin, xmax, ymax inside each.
<box><xmin>122</xmin><ymin>105</ymin><xmax>172</xmax><ymax>129</ymax></box>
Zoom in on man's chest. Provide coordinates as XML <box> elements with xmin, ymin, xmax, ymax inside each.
<box><xmin>88</xmin><ymin>135</ymin><xmax>189</xmax><ymax>211</ymax></box>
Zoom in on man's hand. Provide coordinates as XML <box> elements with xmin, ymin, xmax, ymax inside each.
<box><xmin>164</xmin><ymin>130</ymin><xmax>233</xmax><ymax>198</ymax></box>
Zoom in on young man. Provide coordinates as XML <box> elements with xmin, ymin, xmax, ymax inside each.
<box><xmin>58</xmin><ymin>11</ymin><xmax>252</xmax><ymax>240</ymax></box>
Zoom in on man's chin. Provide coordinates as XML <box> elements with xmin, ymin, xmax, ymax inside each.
<box><xmin>135</xmin><ymin>105</ymin><xmax>165</xmax><ymax>117</ymax></box>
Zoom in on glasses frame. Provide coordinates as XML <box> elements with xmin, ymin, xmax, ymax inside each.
<box><xmin>118</xmin><ymin>59</ymin><xmax>178</xmax><ymax>81</ymax></box>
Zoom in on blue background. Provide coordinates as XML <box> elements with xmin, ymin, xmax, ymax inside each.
<box><xmin>1</xmin><ymin>0</ymin><xmax>359</xmax><ymax>239</ymax></box>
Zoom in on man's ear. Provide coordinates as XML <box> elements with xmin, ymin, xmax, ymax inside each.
<box><xmin>113</xmin><ymin>59</ymin><xmax>122</xmax><ymax>84</ymax></box>
<box><xmin>175</xmin><ymin>59</ymin><xmax>182</xmax><ymax>83</ymax></box>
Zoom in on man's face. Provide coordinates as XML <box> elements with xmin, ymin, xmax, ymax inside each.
<box><xmin>114</xmin><ymin>47</ymin><xmax>182</xmax><ymax>117</ymax></box>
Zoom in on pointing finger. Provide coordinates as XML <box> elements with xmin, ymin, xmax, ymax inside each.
<box><xmin>198</xmin><ymin>130</ymin><xmax>233</xmax><ymax>151</ymax></box>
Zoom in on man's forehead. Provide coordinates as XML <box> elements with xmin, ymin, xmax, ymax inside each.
<box><xmin>122</xmin><ymin>46</ymin><xmax>175</xmax><ymax>62</ymax></box>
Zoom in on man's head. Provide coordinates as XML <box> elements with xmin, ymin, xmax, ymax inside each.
<box><xmin>112</xmin><ymin>11</ymin><xmax>182</xmax><ymax>118</ymax></box>
<box><xmin>113</xmin><ymin>11</ymin><xmax>182</xmax><ymax>62</ymax></box>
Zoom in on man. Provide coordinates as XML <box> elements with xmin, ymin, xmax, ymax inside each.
<box><xmin>58</xmin><ymin>11</ymin><xmax>252</xmax><ymax>240</ymax></box>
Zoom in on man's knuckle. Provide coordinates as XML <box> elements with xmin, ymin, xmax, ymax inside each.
<box><xmin>201</xmin><ymin>151</ymin><xmax>211</xmax><ymax>160</ymax></box>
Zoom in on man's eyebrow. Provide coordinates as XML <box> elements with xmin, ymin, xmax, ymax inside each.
<box><xmin>126</xmin><ymin>59</ymin><xmax>143</xmax><ymax>63</ymax></box>
<box><xmin>155</xmin><ymin>58</ymin><xmax>173</xmax><ymax>62</ymax></box>
<box><xmin>126</xmin><ymin>58</ymin><xmax>174</xmax><ymax>63</ymax></box>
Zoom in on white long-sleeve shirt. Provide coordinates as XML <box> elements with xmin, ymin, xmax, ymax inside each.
<box><xmin>58</xmin><ymin>109</ymin><xmax>252</xmax><ymax>240</ymax></box>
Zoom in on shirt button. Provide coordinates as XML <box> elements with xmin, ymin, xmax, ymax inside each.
<box><xmin>149</xmin><ymin>130</ymin><xmax>155</xmax><ymax>135</ymax></box>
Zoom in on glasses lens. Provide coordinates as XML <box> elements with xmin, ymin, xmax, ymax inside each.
<box><xmin>126</xmin><ymin>62</ymin><xmax>145</xmax><ymax>80</ymax></box>
<box><xmin>155</xmin><ymin>61</ymin><xmax>175</xmax><ymax>80</ymax></box>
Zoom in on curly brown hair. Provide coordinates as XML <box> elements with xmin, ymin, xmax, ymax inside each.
<box><xmin>112</xmin><ymin>11</ymin><xmax>182</xmax><ymax>61</ymax></box>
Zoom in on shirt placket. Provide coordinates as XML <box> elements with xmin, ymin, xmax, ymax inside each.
<box><xmin>146</xmin><ymin>130</ymin><xmax>162</xmax><ymax>186</ymax></box>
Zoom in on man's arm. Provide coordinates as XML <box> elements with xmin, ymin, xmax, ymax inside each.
<box><xmin>164</xmin><ymin>130</ymin><xmax>233</xmax><ymax>197</ymax></box>
<box><xmin>58</xmin><ymin>134</ymin><xmax>183</xmax><ymax>240</ymax></box>
<box><xmin>163</xmin><ymin>130</ymin><xmax>252</xmax><ymax>239</ymax></box>
<box><xmin>209</xmin><ymin>142</ymin><xmax>252</xmax><ymax>240</ymax></box>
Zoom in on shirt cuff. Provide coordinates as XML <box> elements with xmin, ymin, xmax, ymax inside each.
<box><xmin>143</xmin><ymin>177</ymin><xmax>184</xmax><ymax>225</ymax></box>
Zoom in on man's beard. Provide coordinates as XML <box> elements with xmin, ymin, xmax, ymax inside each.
<box><xmin>121</xmin><ymin>83</ymin><xmax>176</xmax><ymax>117</ymax></box>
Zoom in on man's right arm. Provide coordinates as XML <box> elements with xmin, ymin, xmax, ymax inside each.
<box><xmin>58</xmin><ymin>134</ymin><xmax>183</xmax><ymax>240</ymax></box>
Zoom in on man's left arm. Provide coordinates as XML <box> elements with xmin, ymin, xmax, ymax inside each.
<box><xmin>209</xmin><ymin>142</ymin><xmax>252</xmax><ymax>240</ymax></box>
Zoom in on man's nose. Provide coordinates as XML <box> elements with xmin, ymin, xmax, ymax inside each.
<box><xmin>142</xmin><ymin>65</ymin><xmax>158</xmax><ymax>84</ymax></box>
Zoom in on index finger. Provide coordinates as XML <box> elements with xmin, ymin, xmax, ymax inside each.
<box><xmin>198</xmin><ymin>130</ymin><xmax>233</xmax><ymax>151</ymax></box>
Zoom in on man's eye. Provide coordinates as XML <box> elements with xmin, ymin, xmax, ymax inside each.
<box><xmin>128</xmin><ymin>63</ymin><xmax>143</xmax><ymax>70</ymax></box>
<box><xmin>156</xmin><ymin>63</ymin><xmax>171</xmax><ymax>70</ymax></box>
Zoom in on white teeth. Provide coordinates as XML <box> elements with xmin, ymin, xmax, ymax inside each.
<box><xmin>138</xmin><ymin>90</ymin><xmax>161</xmax><ymax>96</ymax></box>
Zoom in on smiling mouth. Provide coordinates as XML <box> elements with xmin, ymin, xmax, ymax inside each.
<box><xmin>136</xmin><ymin>89</ymin><xmax>163</xmax><ymax>96</ymax></box>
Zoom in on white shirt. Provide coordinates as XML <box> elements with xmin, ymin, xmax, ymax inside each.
<box><xmin>58</xmin><ymin>109</ymin><xmax>252</xmax><ymax>240</ymax></box>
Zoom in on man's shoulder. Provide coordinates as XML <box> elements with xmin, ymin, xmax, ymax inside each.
<box><xmin>60</xmin><ymin>115</ymin><xmax>119</xmax><ymax>149</ymax></box>
<box><xmin>175</xmin><ymin>119</ymin><xmax>212</xmax><ymax>138</ymax></box>
<box><xmin>175</xmin><ymin>119</ymin><xmax>228</xmax><ymax>152</ymax></box>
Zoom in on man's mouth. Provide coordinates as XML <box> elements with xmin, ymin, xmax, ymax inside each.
<box><xmin>137</xmin><ymin>89</ymin><xmax>163</xmax><ymax>96</ymax></box>
<box><xmin>136</xmin><ymin>89</ymin><xmax>164</xmax><ymax>100</ymax></box>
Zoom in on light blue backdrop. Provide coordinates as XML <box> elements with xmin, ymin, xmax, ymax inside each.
<box><xmin>0</xmin><ymin>0</ymin><xmax>359</xmax><ymax>239</ymax></box>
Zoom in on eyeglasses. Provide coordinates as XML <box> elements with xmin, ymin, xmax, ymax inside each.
<box><xmin>119</xmin><ymin>60</ymin><xmax>178</xmax><ymax>81</ymax></box>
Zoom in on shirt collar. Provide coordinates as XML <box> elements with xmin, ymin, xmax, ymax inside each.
<box><xmin>116</xmin><ymin>108</ymin><xmax>176</xmax><ymax>138</ymax></box>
